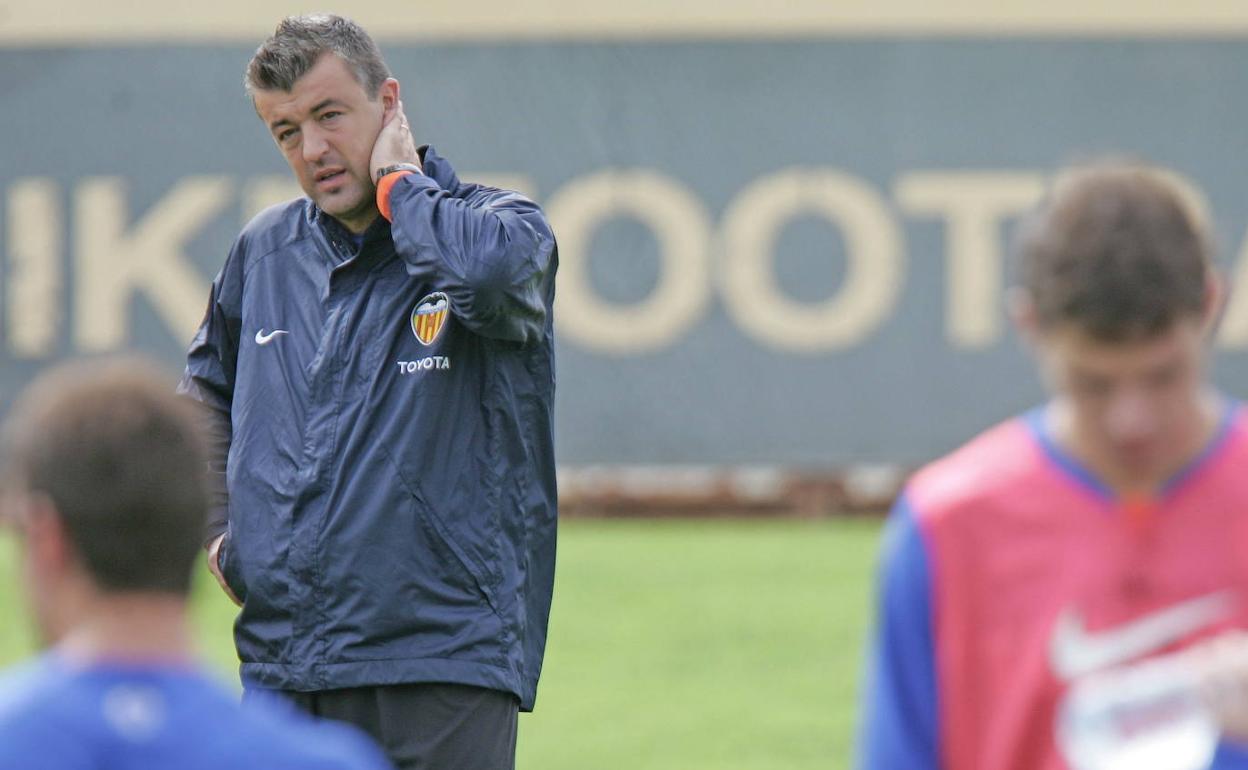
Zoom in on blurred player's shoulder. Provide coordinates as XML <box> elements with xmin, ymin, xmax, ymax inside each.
<box><xmin>905</xmin><ymin>413</ymin><xmax>1046</xmax><ymax>523</ymax></box>
<box><xmin>1177</xmin><ymin>399</ymin><xmax>1248</xmax><ymax>491</ymax></box>
<box><xmin>0</xmin><ymin>653</ymin><xmax>72</xmax><ymax>724</ymax></box>
<box><xmin>1221</xmin><ymin>400</ymin><xmax>1248</xmax><ymax>454</ymax></box>
<box><xmin>0</xmin><ymin>654</ymin><xmax>94</xmax><ymax>767</ymax></box>
<box><xmin>0</xmin><ymin>656</ymin><xmax>391</xmax><ymax>770</ymax></box>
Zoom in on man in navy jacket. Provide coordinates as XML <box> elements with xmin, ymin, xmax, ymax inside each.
<box><xmin>178</xmin><ymin>14</ymin><xmax>557</xmax><ymax>769</ymax></box>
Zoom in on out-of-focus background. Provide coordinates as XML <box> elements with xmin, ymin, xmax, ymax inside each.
<box><xmin>3</xmin><ymin>1</ymin><xmax>1248</xmax><ymax>767</ymax></box>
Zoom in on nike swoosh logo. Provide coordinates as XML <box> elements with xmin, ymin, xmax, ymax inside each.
<box><xmin>254</xmin><ymin>329</ymin><xmax>289</xmax><ymax>345</ymax></box>
<box><xmin>1050</xmin><ymin>590</ymin><xmax>1236</xmax><ymax>680</ymax></box>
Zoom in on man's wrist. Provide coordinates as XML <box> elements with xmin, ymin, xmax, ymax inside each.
<box><xmin>374</xmin><ymin>163</ymin><xmax>422</xmax><ymax>184</ymax></box>
<box><xmin>375</xmin><ymin>164</ymin><xmax>422</xmax><ymax>222</ymax></box>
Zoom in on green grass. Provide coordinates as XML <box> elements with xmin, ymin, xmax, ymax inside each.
<box><xmin>0</xmin><ymin>518</ymin><xmax>882</xmax><ymax>770</ymax></box>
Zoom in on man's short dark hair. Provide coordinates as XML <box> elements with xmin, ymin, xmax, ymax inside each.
<box><xmin>0</xmin><ymin>358</ymin><xmax>209</xmax><ymax>595</ymax></box>
<box><xmin>245</xmin><ymin>13</ymin><xmax>391</xmax><ymax>98</ymax></box>
<box><xmin>1015</xmin><ymin>161</ymin><xmax>1212</xmax><ymax>342</ymax></box>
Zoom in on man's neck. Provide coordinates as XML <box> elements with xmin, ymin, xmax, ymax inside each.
<box><xmin>1052</xmin><ymin>390</ymin><xmax>1223</xmax><ymax>496</ymax></box>
<box><xmin>330</xmin><ymin>207</ymin><xmax>380</xmax><ymax>238</ymax></box>
<box><xmin>55</xmin><ymin>593</ymin><xmax>195</xmax><ymax>667</ymax></box>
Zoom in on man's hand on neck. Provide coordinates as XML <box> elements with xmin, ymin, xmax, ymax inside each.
<box><xmin>369</xmin><ymin>99</ymin><xmax>422</xmax><ymax>182</ymax></box>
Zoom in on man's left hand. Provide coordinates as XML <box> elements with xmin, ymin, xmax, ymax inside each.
<box><xmin>205</xmin><ymin>532</ymin><xmax>242</xmax><ymax>607</ymax></box>
<box><xmin>370</xmin><ymin>100</ymin><xmax>422</xmax><ymax>182</ymax></box>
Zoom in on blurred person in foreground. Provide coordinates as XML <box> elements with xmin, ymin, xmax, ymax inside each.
<box><xmin>0</xmin><ymin>359</ymin><xmax>392</xmax><ymax>769</ymax></box>
<box><xmin>178</xmin><ymin>13</ymin><xmax>557</xmax><ymax>769</ymax></box>
<box><xmin>858</xmin><ymin>161</ymin><xmax>1248</xmax><ymax>769</ymax></box>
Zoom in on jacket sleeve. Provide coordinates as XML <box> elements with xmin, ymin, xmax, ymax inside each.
<box><xmin>856</xmin><ymin>494</ymin><xmax>942</xmax><ymax>770</ymax></box>
<box><xmin>386</xmin><ymin>173</ymin><xmax>555</xmax><ymax>345</ymax></box>
<box><xmin>176</xmin><ymin>242</ymin><xmax>244</xmax><ymax>545</ymax></box>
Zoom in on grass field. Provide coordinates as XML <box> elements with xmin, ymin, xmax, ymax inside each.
<box><xmin>0</xmin><ymin>517</ymin><xmax>882</xmax><ymax>769</ymax></box>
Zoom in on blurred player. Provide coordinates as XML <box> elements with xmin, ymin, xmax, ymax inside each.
<box><xmin>0</xmin><ymin>359</ymin><xmax>392</xmax><ymax>770</ymax></box>
<box><xmin>858</xmin><ymin>162</ymin><xmax>1248</xmax><ymax>769</ymax></box>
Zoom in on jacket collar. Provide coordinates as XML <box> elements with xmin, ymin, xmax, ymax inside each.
<box><xmin>310</xmin><ymin>203</ymin><xmax>394</xmax><ymax>270</ymax></box>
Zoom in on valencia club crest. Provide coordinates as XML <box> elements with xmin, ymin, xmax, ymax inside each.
<box><xmin>410</xmin><ymin>292</ymin><xmax>450</xmax><ymax>346</ymax></box>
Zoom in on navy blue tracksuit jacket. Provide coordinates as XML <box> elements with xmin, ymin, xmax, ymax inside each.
<box><xmin>178</xmin><ymin>147</ymin><xmax>557</xmax><ymax>710</ymax></box>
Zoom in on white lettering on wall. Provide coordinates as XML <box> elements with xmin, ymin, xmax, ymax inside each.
<box><xmin>1</xmin><ymin>167</ymin><xmax>1243</xmax><ymax>355</ymax></box>
<box><xmin>7</xmin><ymin>178</ymin><xmax>62</xmax><ymax>358</ymax></box>
<box><xmin>895</xmin><ymin>172</ymin><xmax>1045</xmax><ymax>349</ymax></box>
<box><xmin>721</xmin><ymin>169</ymin><xmax>904</xmax><ymax>352</ymax></box>
<box><xmin>74</xmin><ymin>177</ymin><xmax>225</xmax><ymax>351</ymax></box>
<box><xmin>546</xmin><ymin>169</ymin><xmax>713</xmax><ymax>355</ymax></box>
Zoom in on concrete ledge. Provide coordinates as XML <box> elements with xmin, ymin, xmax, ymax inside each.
<box><xmin>556</xmin><ymin>465</ymin><xmax>905</xmax><ymax>518</ymax></box>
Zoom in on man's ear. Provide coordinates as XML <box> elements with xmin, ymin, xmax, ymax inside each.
<box><xmin>23</xmin><ymin>494</ymin><xmax>74</xmax><ymax>576</ymax></box>
<box><xmin>1007</xmin><ymin>286</ymin><xmax>1041</xmax><ymax>350</ymax></box>
<box><xmin>1202</xmin><ymin>270</ymin><xmax>1227</xmax><ymax>338</ymax></box>
<box><xmin>379</xmin><ymin>78</ymin><xmax>400</xmax><ymax>121</ymax></box>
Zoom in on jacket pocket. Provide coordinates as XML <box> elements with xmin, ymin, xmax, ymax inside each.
<box><xmin>379</xmin><ymin>446</ymin><xmax>504</xmax><ymax>619</ymax></box>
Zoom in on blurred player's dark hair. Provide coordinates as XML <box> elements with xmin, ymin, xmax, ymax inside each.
<box><xmin>0</xmin><ymin>358</ymin><xmax>208</xmax><ymax>594</ymax></box>
<box><xmin>245</xmin><ymin>13</ymin><xmax>391</xmax><ymax>99</ymax></box>
<box><xmin>1015</xmin><ymin>161</ymin><xmax>1212</xmax><ymax>341</ymax></box>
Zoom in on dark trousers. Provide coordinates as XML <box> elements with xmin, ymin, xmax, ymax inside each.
<box><xmin>246</xmin><ymin>683</ymin><xmax>518</xmax><ymax>770</ymax></box>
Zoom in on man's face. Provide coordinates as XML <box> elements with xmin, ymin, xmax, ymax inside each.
<box><xmin>1037</xmin><ymin>318</ymin><xmax>1210</xmax><ymax>484</ymax></box>
<box><xmin>253</xmin><ymin>54</ymin><xmax>393</xmax><ymax>234</ymax></box>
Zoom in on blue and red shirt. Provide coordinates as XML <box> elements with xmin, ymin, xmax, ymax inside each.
<box><xmin>859</xmin><ymin>403</ymin><xmax>1248</xmax><ymax>770</ymax></box>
